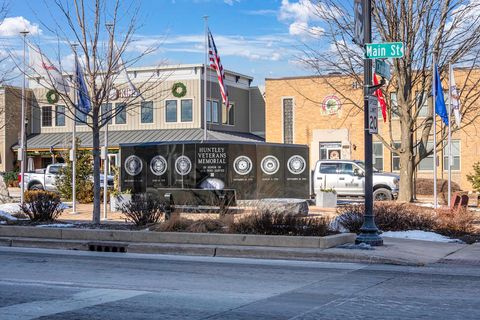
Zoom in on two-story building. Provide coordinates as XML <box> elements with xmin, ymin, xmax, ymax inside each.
<box><xmin>1</xmin><ymin>64</ymin><xmax>265</xmax><ymax>173</ymax></box>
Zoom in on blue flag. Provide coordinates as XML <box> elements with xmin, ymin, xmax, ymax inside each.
<box><xmin>433</xmin><ymin>64</ymin><xmax>448</xmax><ymax>125</ymax></box>
<box><xmin>75</xmin><ymin>55</ymin><xmax>91</xmax><ymax>114</ymax></box>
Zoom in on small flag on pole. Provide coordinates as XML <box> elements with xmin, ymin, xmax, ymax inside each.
<box><xmin>75</xmin><ymin>54</ymin><xmax>91</xmax><ymax>114</ymax></box>
<box><xmin>208</xmin><ymin>29</ymin><xmax>229</xmax><ymax>108</ymax></box>
<box><xmin>433</xmin><ymin>64</ymin><xmax>448</xmax><ymax>126</ymax></box>
<box><xmin>449</xmin><ymin>65</ymin><xmax>461</xmax><ymax>128</ymax></box>
<box><xmin>373</xmin><ymin>73</ymin><xmax>387</xmax><ymax>122</ymax></box>
<box><xmin>28</xmin><ymin>44</ymin><xmax>70</xmax><ymax>94</ymax></box>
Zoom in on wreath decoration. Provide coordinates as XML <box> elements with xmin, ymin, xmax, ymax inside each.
<box><xmin>46</xmin><ymin>89</ymin><xmax>59</xmax><ymax>104</ymax></box>
<box><xmin>172</xmin><ymin>82</ymin><xmax>187</xmax><ymax>98</ymax></box>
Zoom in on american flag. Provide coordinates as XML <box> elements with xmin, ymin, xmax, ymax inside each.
<box><xmin>208</xmin><ymin>29</ymin><xmax>229</xmax><ymax>108</ymax></box>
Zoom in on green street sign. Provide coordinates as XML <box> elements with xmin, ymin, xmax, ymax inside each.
<box><xmin>365</xmin><ymin>42</ymin><xmax>404</xmax><ymax>59</ymax></box>
<box><xmin>375</xmin><ymin>59</ymin><xmax>391</xmax><ymax>80</ymax></box>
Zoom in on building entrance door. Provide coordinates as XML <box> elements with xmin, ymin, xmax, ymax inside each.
<box><xmin>320</xmin><ymin>142</ymin><xmax>342</xmax><ymax>160</ymax></box>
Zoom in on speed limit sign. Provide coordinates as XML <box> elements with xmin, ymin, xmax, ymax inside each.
<box><xmin>368</xmin><ymin>96</ymin><xmax>378</xmax><ymax>134</ymax></box>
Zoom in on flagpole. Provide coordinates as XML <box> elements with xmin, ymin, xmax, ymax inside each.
<box><xmin>447</xmin><ymin>63</ymin><xmax>452</xmax><ymax>207</ymax></box>
<box><xmin>104</xmin><ymin>22</ymin><xmax>114</xmax><ymax>221</ymax></box>
<box><xmin>71</xmin><ymin>44</ymin><xmax>78</xmax><ymax>215</ymax></box>
<box><xmin>432</xmin><ymin>58</ymin><xmax>438</xmax><ymax>209</ymax></box>
<box><xmin>203</xmin><ymin>16</ymin><xmax>208</xmax><ymax>141</ymax></box>
<box><xmin>20</xmin><ymin>30</ymin><xmax>29</xmax><ymax>206</ymax></box>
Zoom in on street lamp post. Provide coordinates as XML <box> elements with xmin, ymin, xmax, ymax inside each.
<box><xmin>355</xmin><ymin>0</ymin><xmax>383</xmax><ymax>246</ymax></box>
<box><xmin>20</xmin><ymin>30</ymin><xmax>29</xmax><ymax>206</ymax></box>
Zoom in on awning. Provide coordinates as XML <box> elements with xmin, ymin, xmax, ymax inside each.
<box><xmin>13</xmin><ymin>129</ymin><xmax>265</xmax><ymax>151</ymax></box>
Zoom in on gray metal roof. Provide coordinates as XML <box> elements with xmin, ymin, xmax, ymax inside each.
<box><xmin>14</xmin><ymin>129</ymin><xmax>265</xmax><ymax>150</ymax></box>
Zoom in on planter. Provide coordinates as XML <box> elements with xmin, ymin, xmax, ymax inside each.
<box><xmin>315</xmin><ymin>191</ymin><xmax>337</xmax><ymax>208</ymax></box>
<box><xmin>110</xmin><ymin>193</ymin><xmax>132</xmax><ymax>212</ymax></box>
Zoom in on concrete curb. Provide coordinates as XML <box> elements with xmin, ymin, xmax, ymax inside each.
<box><xmin>0</xmin><ymin>226</ymin><xmax>355</xmax><ymax>249</ymax></box>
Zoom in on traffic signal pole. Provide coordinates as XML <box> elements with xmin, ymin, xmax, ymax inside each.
<box><xmin>356</xmin><ymin>0</ymin><xmax>383</xmax><ymax>246</ymax></box>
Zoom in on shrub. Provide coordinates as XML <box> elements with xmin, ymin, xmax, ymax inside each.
<box><xmin>335</xmin><ymin>202</ymin><xmax>437</xmax><ymax>233</ymax></box>
<box><xmin>121</xmin><ymin>193</ymin><xmax>164</xmax><ymax>226</ymax></box>
<box><xmin>154</xmin><ymin>214</ymin><xmax>194</xmax><ymax>232</ymax></box>
<box><xmin>55</xmin><ymin>139</ymin><xmax>94</xmax><ymax>203</ymax></box>
<box><xmin>231</xmin><ymin>211</ymin><xmax>332</xmax><ymax>236</ymax></box>
<box><xmin>3</xmin><ymin>170</ymin><xmax>19</xmax><ymax>187</ymax></box>
<box><xmin>21</xmin><ymin>190</ymin><xmax>64</xmax><ymax>222</ymax></box>
<box><xmin>416</xmin><ymin>178</ymin><xmax>461</xmax><ymax>203</ymax></box>
<box><xmin>186</xmin><ymin>218</ymin><xmax>226</xmax><ymax>233</ymax></box>
<box><xmin>467</xmin><ymin>162</ymin><xmax>480</xmax><ymax>192</ymax></box>
<box><xmin>434</xmin><ymin>208</ymin><xmax>476</xmax><ymax>237</ymax></box>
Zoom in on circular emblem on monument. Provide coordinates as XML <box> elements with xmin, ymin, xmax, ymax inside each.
<box><xmin>150</xmin><ymin>155</ymin><xmax>167</xmax><ymax>176</ymax></box>
<box><xmin>261</xmin><ymin>155</ymin><xmax>280</xmax><ymax>175</ymax></box>
<box><xmin>233</xmin><ymin>155</ymin><xmax>253</xmax><ymax>175</ymax></box>
<box><xmin>287</xmin><ymin>155</ymin><xmax>306</xmax><ymax>174</ymax></box>
<box><xmin>175</xmin><ymin>155</ymin><xmax>192</xmax><ymax>176</ymax></box>
<box><xmin>124</xmin><ymin>155</ymin><xmax>143</xmax><ymax>176</ymax></box>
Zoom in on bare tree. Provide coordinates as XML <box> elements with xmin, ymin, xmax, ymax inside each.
<box><xmin>29</xmin><ymin>0</ymin><xmax>167</xmax><ymax>223</ymax></box>
<box><xmin>298</xmin><ymin>0</ymin><xmax>480</xmax><ymax>202</ymax></box>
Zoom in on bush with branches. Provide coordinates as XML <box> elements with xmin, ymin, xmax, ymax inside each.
<box><xmin>3</xmin><ymin>170</ymin><xmax>19</xmax><ymax>187</ymax></box>
<box><xmin>467</xmin><ymin>162</ymin><xmax>480</xmax><ymax>192</ymax></box>
<box><xmin>120</xmin><ymin>193</ymin><xmax>164</xmax><ymax>226</ymax></box>
<box><xmin>21</xmin><ymin>190</ymin><xmax>64</xmax><ymax>222</ymax></box>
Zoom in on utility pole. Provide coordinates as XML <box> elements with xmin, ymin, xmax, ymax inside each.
<box><xmin>355</xmin><ymin>0</ymin><xmax>383</xmax><ymax>246</ymax></box>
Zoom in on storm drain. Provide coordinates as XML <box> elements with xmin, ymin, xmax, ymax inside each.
<box><xmin>87</xmin><ymin>242</ymin><xmax>128</xmax><ymax>253</ymax></box>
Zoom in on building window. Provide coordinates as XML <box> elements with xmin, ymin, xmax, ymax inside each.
<box><xmin>391</xmin><ymin>141</ymin><xmax>401</xmax><ymax>171</ymax></box>
<box><xmin>207</xmin><ymin>100</ymin><xmax>219</xmax><ymax>123</ymax></box>
<box><xmin>181</xmin><ymin>99</ymin><xmax>193</xmax><ymax>122</ymax></box>
<box><xmin>42</xmin><ymin>106</ymin><xmax>52</xmax><ymax>127</ymax></box>
<box><xmin>418</xmin><ymin>141</ymin><xmax>434</xmax><ymax>171</ymax></box>
<box><xmin>141</xmin><ymin>101</ymin><xmax>154</xmax><ymax>123</ymax></box>
<box><xmin>101</xmin><ymin>103</ymin><xmax>112</xmax><ymax>125</ymax></box>
<box><xmin>76</xmin><ymin>108</ymin><xmax>88</xmax><ymax>125</ymax></box>
<box><xmin>390</xmin><ymin>92</ymin><xmax>399</xmax><ymax>119</ymax></box>
<box><xmin>115</xmin><ymin>103</ymin><xmax>127</xmax><ymax>124</ymax></box>
<box><xmin>416</xmin><ymin>91</ymin><xmax>429</xmax><ymax>117</ymax></box>
<box><xmin>283</xmin><ymin>98</ymin><xmax>293</xmax><ymax>143</ymax></box>
<box><xmin>373</xmin><ymin>142</ymin><xmax>384</xmax><ymax>171</ymax></box>
<box><xmin>165</xmin><ymin>100</ymin><xmax>177</xmax><ymax>123</ymax></box>
<box><xmin>443</xmin><ymin>140</ymin><xmax>460</xmax><ymax>171</ymax></box>
<box><xmin>222</xmin><ymin>102</ymin><xmax>235</xmax><ymax>126</ymax></box>
<box><xmin>320</xmin><ymin>142</ymin><xmax>342</xmax><ymax>160</ymax></box>
<box><xmin>55</xmin><ymin>105</ymin><xmax>65</xmax><ymax>126</ymax></box>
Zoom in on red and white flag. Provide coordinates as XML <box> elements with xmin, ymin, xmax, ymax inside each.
<box><xmin>373</xmin><ymin>73</ymin><xmax>387</xmax><ymax>122</ymax></box>
<box><xmin>208</xmin><ymin>29</ymin><xmax>229</xmax><ymax>108</ymax></box>
<box><xmin>28</xmin><ymin>44</ymin><xmax>70</xmax><ymax>94</ymax></box>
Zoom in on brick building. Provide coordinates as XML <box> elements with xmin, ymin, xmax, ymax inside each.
<box><xmin>265</xmin><ymin>71</ymin><xmax>480</xmax><ymax>191</ymax></box>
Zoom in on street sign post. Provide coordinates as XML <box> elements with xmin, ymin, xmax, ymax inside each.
<box><xmin>368</xmin><ymin>96</ymin><xmax>378</xmax><ymax>134</ymax></box>
<box><xmin>353</xmin><ymin>0</ymin><xmax>364</xmax><ymax>46</ymax></box>
<box><xmin>365</xmin><ymin>42</ymin><xmax>404</xmax><ymax>59</ymax></box>
<box><xmin>375</xmin><ymin>59</ymin><xmax>391</xmax><ymax>80</ymax></box>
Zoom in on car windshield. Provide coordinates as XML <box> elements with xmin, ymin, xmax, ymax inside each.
<box><xmin>354</xmin><ymin>161</ymin><xmax>379</xmax><ymax>172</ymax></box>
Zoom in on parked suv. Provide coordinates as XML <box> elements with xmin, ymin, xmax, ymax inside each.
<box><xmin>313</xmin><ymin>160</ymin><xmax>399</xmax><ymax>200</ymax></box>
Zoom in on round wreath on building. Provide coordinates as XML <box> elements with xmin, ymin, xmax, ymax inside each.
<box><xmin>46</xmin><ymin>90</ymin><xmax>59</xmax><ymax>104</ymax></box>
<box><xmin>172</xmin><ymin>82</ymin><xmax>187</xmax><ymax>98</ymax></box>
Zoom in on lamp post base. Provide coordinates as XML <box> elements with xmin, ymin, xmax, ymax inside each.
<box><xmin>355</xmin><ymin>231</ymin><xmax>383</xmax><ymax>246</ymax></box>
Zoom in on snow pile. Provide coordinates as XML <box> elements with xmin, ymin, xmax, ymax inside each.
<box><xmin>36</xmin><ymin>223</ymin><xmax>75</xmax><ymax>228</ymax></box>
<box><xmin>0</xmin><ymin>203</ymin><xmax>22</xmax><ymax>215</ymax></box>
<box><xmin>382</xmin><ymin>230</ymin><xmax>461</xmax><ymax>243</ymax></box>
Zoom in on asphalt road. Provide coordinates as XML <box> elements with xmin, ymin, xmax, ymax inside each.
<box><xmin>0</xmin><ymin>247</ymin><xmax>479</xmax><ymax>320</ymax></box>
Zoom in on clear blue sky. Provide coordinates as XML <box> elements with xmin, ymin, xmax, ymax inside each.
<box><xmin>1</xmin><ymin>0</ymin><xmax>325</xmax><ymax>86</ymax></box>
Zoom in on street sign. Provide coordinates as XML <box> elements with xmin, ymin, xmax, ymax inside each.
<box><xmin>375</xmin><ymin>59</ymin><xmax>391</xmax><ymax>80</ymax></box>
<box><xmin>368</xmin><ymin>96</ymin><xmax>378</xmax><ymax>134</ymax></box>
<box><xmin>353</xmin><ymin>0</ymin><xmax>364</xmax><ymax>46</ymax></box>
<box><xmin>365</xmin><ymin>42</ymin><xmax>404</xmax><ymax>59</ymax></box>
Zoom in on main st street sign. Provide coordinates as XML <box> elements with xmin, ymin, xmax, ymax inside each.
<box><xmin>365</xmin><ymin>42</ymin><xmax>404</xmax><ymax>59</ymax></box>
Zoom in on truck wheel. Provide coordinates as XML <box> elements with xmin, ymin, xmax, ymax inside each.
<box><xmin>373</xmin><ymin>188</ymin><xmax>392</xmax><ymax>201</ymax></box>
<box><xmin>29</xmin><ymin>184</ymin><xmax>44</xmax><ymax>191</ymax></box>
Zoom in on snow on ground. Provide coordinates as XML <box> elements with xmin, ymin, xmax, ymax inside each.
<box><xmin>382</xmin><ymin>230</ymin><xmax>460</xmax><ymax>243</ymax></box>
<box><xmin>0</xmin><ymin>203</ymin><xmax>22</xmax><ymax>214</ymax></box>
<box><xmin>36</xmin><ymin>224</ymin><xmax>75</xmax><ymax>228</ymax></box>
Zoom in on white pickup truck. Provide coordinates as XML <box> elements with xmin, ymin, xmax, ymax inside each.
<box><xmin>20</xmin><ymin>164</ymin><xmax>114</xmax><ymax>192</ymax></box>
<box><xmin>313</xmin><ymin>160</ymin><xmax>400</xmax><ymax>201</ymax></box>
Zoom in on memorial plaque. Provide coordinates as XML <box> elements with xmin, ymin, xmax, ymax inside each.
<box><xmin>256</xmin><ymin>144</ymin><xmax>285</xmax><ymax>198</ymax></box>
<box><xmin>284</xmin><ymin>145</ymin><xmax>309</xmax><ymax>198</ymax></box>
<box><xmin>228</xmin><ymin>143</ymin><xmax>257</xmax><ymax>199</ymax></box>
<box><xmin>196</xmin><ymin>143</ymin><xmax>228</xmax><ymax>189</ymax></box>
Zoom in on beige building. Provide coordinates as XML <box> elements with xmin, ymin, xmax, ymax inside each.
<box><xmin>1</xmin><ymin>64</ymin><xmax>265</xmax><ymax>173</ymax></box>
<box><xmin>265</xmin><ymin>72</ymin><xmax>480</xmax><ymax>191</ymax></box>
